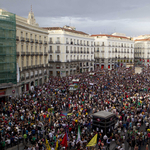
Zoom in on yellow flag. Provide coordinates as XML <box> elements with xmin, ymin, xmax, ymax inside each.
<box><xmin>55</xmin><ymin>140</ymin><xmax>58</xmax><ymax>150</ymax></box>
<box><xmin>86</xmin><ymin>134</ymin><xmax>98</xmax><ymax>147</ymax></box>
<box><xmin>46</xmin><ymin>139</ymin><xmax>51</xmax><ymax>150</ymax></box>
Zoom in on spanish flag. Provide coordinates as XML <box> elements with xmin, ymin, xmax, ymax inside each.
<box><xmin>46</xmin><ymin>139</ymin><xmax>51</xmax><ymax>150</ymax></box>
<box><xmin>86</xmin><ymin>134</ymin><xmax>98</xmax><ymax>147</ymax></box>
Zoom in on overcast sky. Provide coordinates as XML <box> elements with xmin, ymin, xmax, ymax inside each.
<box><xmin>1</xmin><ymin>0</ymin><xmax>150</xmax><ymax>37</ymax></box>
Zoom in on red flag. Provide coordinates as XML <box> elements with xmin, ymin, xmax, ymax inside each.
<box><xmin>61</xmin><ymin>133</ymin><xmax>67</xmax><ymax>149</ymax></box>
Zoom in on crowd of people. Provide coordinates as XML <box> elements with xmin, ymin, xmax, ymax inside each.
<box><xmin>0</xmin><ymin>66</ymin><xmax>150</xmax><ymax>150</ymax></box>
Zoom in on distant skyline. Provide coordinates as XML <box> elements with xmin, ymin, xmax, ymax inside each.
<box><xmin>1</xmin><ymin>0</ymin><xmax>150</xmax><ymax>37</ymax></box>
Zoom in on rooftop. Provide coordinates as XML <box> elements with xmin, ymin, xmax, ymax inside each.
<box><xmin>91</xmin><ymin>34</ymin><xmax>129</xmax><ymax>39</ymax></box>
<box><xmin>92</xmin><ymin>111</ymin><xmax>115</xmax><ymax>119</ymax></box>
<box><xmin>43</xmin><ymin>27</ymin><xmax>89</xmax><ymax>35</ymax></box>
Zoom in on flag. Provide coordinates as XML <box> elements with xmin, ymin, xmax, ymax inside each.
<box><xmin>86</xmin><ymin>134</ymin><xmax>98</xmax><ymax>147</ymax></box>
<box><xmin>55</xmin><ymin>140</ymin><xmax>58</xmax><ymax>150</ymax></box>
<box><xmin>46</xmin><ymin>139</ymin><xmax>51</xmax><ymax>150</ymax></box>
<box><xmin>60</xmin><ymin>133</ymin><xmax>67</xmax><ymax>149</ymax></box>
<box><xmin>76</xmin><ymin>125</ymin><xmax>81</xmax><ymax>144</ymax></box>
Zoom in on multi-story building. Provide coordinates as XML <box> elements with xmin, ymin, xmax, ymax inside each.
<box><xmin>0</xmin><ymin>8</ymin><xmax>49</xmax><ymax>98</ymax></box>
<box><xmin>0</xmin><ymin>9</ymin><xmax>17</xmax><ymax>100</ymax></box>
<box><xmin>134</xmin><ymin>35</ymin><xmax>150</xmax><ymax>66</ymax></box>
<box><xmin>91</xmin><ymin>33</ymin><xmax>134</xmax><ymax>69</ymax></box>
<box><xmin>16</xmin><ymin>9</ymin><xmax>48</xmax><ymax>94</ymax></box>
<box><xmin>44</xmin><ymin>26</ymin><xmax>95</xmax><ymax>77</ymax></box>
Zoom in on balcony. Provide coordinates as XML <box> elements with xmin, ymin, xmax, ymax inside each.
<box><xmin>87</xmin><ymin>51</ymin><xmax>89</xmax><ymax>54</ymax></box>
<box><xmin>20</xmin><ymin>37</ymin><xmax>25</xmax><ymax>42</ymax></box>
<box><xmin>66</xmin><ymin>42</ymin><xmax>69</xmax><ymax>44</ymax></box>
<box><xmin>55</xmin><ymin>50</ymin><xmax>60</xmax><ymax>53</ymax></box>
<box><xmin>74</xmin><ymin>51</ymin><xmax>76</xmax><ymax>53</ymax></box>
<box><xmin>49</xmin><ymin>59</ymin><xmax>54</xmax><ymax>63</ymax></box>
<box><xmin>70</xmin><ymin>51</ymin><xmax>73</xmax><ymax>53</ymax></box>
<box><xmin>39</xmin><ymin>40</ymin><xmax>42</xmax><ymax>44</ymax></box>
<box><xmin>44</xmin><ymin>52</ymin><xmax>48</xmax><ymax>56</ymax></box>
<box><xmin>39</xmin><ymin>52</ymin><xmax>43</xmax><ymax>56</ymax></box>
<box><xmin>16</xmin><ymin>52</ymin><xmax>19</xmax><ymax>56</ymax></box>
<box><xmin>26</xmin><ymin>38</ymin><xmax>29</xmax><ymax>42</ymax></box>
<box><xmin>35</xmin><ymin>39</ymin><xmax>38</xmax><ymax>43</ymax></box>
<box><xmin>35</xmin><ymin>74</ymin><xmax>38</xmax><ymax>77</ymax></box>
<box><xmin>26</xmin><ymin>76</ymin><xmax>29</xmax><ymax>80</ymax></box>
<box><xmin>101</xmin><ymin>45</ymin><xmax>105</xmax><ymax>46</ymax></box>
<box><xmin>48</xmin><ymin>50</ymin><xmax>53</xmax><ymax>53</ymax></box>
<box><xmin>66</xmin><ymin>50</ymin><xmax>69</xmax><ymax>53</ymax></box>
<box><xmin>21</xmin><ymin>52</ymin><xmax>25</xmax><ymax>56</ymax></box>
<box><xmin>49</xmin><ymin>41</ymin><xmax>53</xmax><ymax>44</ymax></box>
<box><xmin>26</xmin><ymin>52</ymin><xmax>30</xmax><ymax>56</ymax></box>
<box><xmin>16</xmin><ymin>36</ymin><xmax>19</xmax><ymax>41</ymax></box>
<box><xmin>21</xmin><ymin>77</ymin><xmax>25</xmax><ymax>81</ymax></box>
<box><xmin>91</xmin><ymin>52</ymin><xmax>94</xmax><ymax>54</ymax></box>
<box><xmin>30</xmin><ymin>39</ymin><xmax>34</xmax><ymax>43</ymax></box>
<box><xmin>44</xmin><ymin>41</ymin><xmax>47</xmax><ymax>45</ymax></box>
<box><xmin>55</xmin><ymin>60</ymin><xmax>61</xmax><ymax>63</ymax></box>
<box><xmin>31</xmin><ymin>52</ymin><xmax>35</xmax><ymax>56</ymax></box>
<box><xmin>56</xmin><ymin>41</ymin><xmax>60</xmax><ymax>44</ymax></box>
<box><xmin>44</xmin><ymin>72</ymin><xmax>47</xmax><ymax>75</ymax></box>
<box><xmin>35</xmin><ymin>52</ymin><xmax>38</xmax><ymax>56</ymax></box>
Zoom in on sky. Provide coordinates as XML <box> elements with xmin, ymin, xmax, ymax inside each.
<box><xmin>1</xmin><ymin>0</ymin><xmax>150</xmax><ymax>37</ymax></box>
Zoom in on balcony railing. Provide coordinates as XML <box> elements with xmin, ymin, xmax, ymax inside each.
<box><xmin>31</xmin><ymin>52</ymin><xmax>35</xmax><ymax>56</ymax></box>
<box><xmin>30</xmin><ymin>39</ymin><xmax>34</xmax><ymax>43</ymax></box>
<box><xmin>66</xmin><ymin>50</ymin><xmax>69</xmax><ymax>53</ymax></box>
<box><xmin>49</xmin><ymin>41</ymin><xmax>53</xmax><ymax>44</ymax></box>
<box><xmin>44</xmin><ymin>41</ymin><xmax>47</xmax><ymax>45</ymax></box>
<box><xmin>44</xmin><ymin>52</ymin><xmax>48</xmax><ymax>56</ymax></box>
<box><xmin>49</xmin><ymin>59</ymin><xmax>54</xmax><ymax>63</ymax></box>
<box><xmin>56</xmin><ymin>41</ymin><xmax>60</xmax><ymax>44</ymax></box>
<box><xmin>55</xmin><ymin>50</ymin><xmax>60</xmax><ymax>53</ymax></box>
<box><xmin>16</xmin><ymin>52</ymin><xmax>19</xmax><ymax>56</ymax></box>
<box><xmin>39</xmin><ymin>52</ymin><xmax>43</xmax><ymax>55</ymax></box>
<box><xmin>70</xmin><ymin>51</ymin><xmax>73</xmax><ymax>53</ymax></box>
<box><xmin>16</xmin><ymin>36</ymin><xmax>19</xmax><ymax>41</ymax></box>
<box><xmin>48</xmin><ymin>50</ymin><xmax>53</xmax><ymax>53</ymax></box>
<box><xmin>26</xmin><ymin>38</ymin><xmax>29</xmax><ymax>42</ymax></box>
<box><xmin>87</xmin><ymin>51</ymin><xmax>89</xmax><ymax>54</ymax></box>
<box><xmin>21</xmin><ymin>52</ymin><xmax>25</xmax><ymax>56</ymax></box>
<box><xmin>21</xmin><ymin>37</ymin><xmax>25</xmax><ymax>42</ymax></box>
<box><xmin>26</xmin><ymin>52</ymin><xmax>30</xmax><ymax>56</ymax></box>
<box><xmin>55</xmin><ymin>60</ymin><xmax>61</xmax><ymax>62</ymax></box>
<box><xmin>35</xmin><ymin>39</ymin><xmax>38</xmax><ymax>43</ymax></box>
<box><xmin>39</xmin><ymin>40</ymin><xmax>42</xmax><ymax>44</ymax></box>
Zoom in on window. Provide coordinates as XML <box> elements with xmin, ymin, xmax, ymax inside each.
<box><xmin>70</xmin><ymin>55</ymin><xmax>72</xmax><ymax>60</ymax></box>
<box><xmin>31</xmin><ymin>56</ymin><xmax>33</xmax><ymax>65</ymax></box>
<box><xmin>57</xmin><ymin>37</ymin><xmax>60</xmax><ymax>43</ymax></box>
<box><xmin>57</xmin><ymin>55</ymin><xmax>60</xmax><ymax>61</ymax></box>
<box><xmin>26</xmin><ymin>45</ymin><xmax>28</xmax><ymax>52</ymax></box>
<box><xmin>35</xmin><ymin>46</ymin><xmax>37</xmax><ymax>52</ymax></box>
<box><xmin>35</xmin><ymin>35</ymin><xmax>37</xmax><ymax>39</ymax></box>
<box><xmin>31</xmin><ymin>46</ymin><xmax>33</xmax><ymax>52</ymax></box>
<box><xmin>21</xmin><ymin>57</ymin><xmax>24</xmax><ymax>67</ymax></box>
<box><xmin>44</xmin><ymin>47</ymin><xmax>46</xmax><ymax>53</ymax></box>
<box><xmin>50</xmin><ymin>46</ymin><xmax>52</xmax><ymax>51</ymax></box>
<box><xmin>66</xmin><ymin>55</ymin><xmax>68</xmax><ymax>61</ymax></box>
<box><xmin>40</xmin><ymin>56</ymin><xmax>42</xmax><ymax>64</ymax></box>
<box><xmin>40</xmin><ymin>46</ymin><xmax>41</xmax><ymax>52</ymax></box>
<box><xmin>39</xmin><ymin>36</ymin><xmax>41</xmax><ymax>40</ymax></box>
<box><xmin>44</xmin><ymin>56</ymin><xmax>46</xmax><ymax>64</ymax></box>
<box><xmin>21</xmin><ymin>31</ymin><xmax>23</xmax><ymax>37</ymax></box>
<box><xmin>26</xmin><ymin>57</ymin><xmax>29</xmax><ymax>67</ymax></box>
<box><xmin>57</xmin><ymin>46</ymin><xmax>60</xmax><ymax>51</ymax></box>
<box><xmin>35</xmin><ymin>56</ymin><xmax>37</xmax><ymax>65</ymax></box>
<box><xmin>50</xmin><ymin>38</ymin><xmax>53</xmax><ymax>43</ymax></box>
<box><xmin>30</xmin><ymin>34</ymin><xmax>32</xmax><ymax>39</ymax></box>
<box><xmin>66</xmin><ymin>38</ymin><xmax>68</xmax><ymax>44</ymax></box>
<box><xmin>50</xmin><ymin>55</ymin><xmax>52</xmax><ymax>60</ymax></box>
<box><xmin>21</xmin><ymin>45</ymin><xmax>23</xmax><ymax>52</ymax></box>
<box><xmin>26</xmin><ymin>33</ymin><xmax>28</xmax><ymax>38</ymax></box>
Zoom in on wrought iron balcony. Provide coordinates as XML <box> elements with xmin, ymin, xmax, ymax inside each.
<box><xmin>44</xmin><ymin>41</ymin><xmax>47</xmax><ymax>45</ymax></box>
<box><xmin>35</xmin><ymin>39</ymin><xmax>38</xmax><ymax>43</ymax></box>
<box><xmin>30</xmin><ymin>39</ymin><xmax>34</xmax><ymax>43</ymax></box>
<box><xmin>55</xmin><ymin>50</ymin><xmax>60</xmax><ymax>53</ymax></box>
<box><xmin>49</xmin><ymin>41</ymin><xmax>53</xmax><ymax>44</ymax></box>
<box><xmin>21</xmin><ymin>37</ymin><xmax>25</xmax><ymax>42</ymax></box>
<box><xmin>66</xmin><ymin>50</ymin><xmax>69</xmax><ymax>53</ymax></box>
<box><xmin>39</xmin><ymin>40</ymin><xmax>42</xmax><ymax>44</ymax></box>
<box><xmin>16</xmin><ymin>36</ymin><xmax>19</xmax><ymax>41</ymax></box>
<box><xmin>26</xmin><ymin>38</ymin><xmax>29</xmax><ymax>42</ymax></box>
<box><xmin>21</xmin><ymin>52</ymin><xmax>25</xmax><ymax>56</ymax></box>
<box><xmin>48</xmin><ymin>50</ymin><xmax>53</xmax><ymax>53</ymax></box>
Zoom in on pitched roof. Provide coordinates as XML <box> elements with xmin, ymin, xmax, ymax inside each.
<box><xmin>91</xmin><ymin>34</ymin><xmax>129</xmax><ymax>39</ymax></box>
<box><xmin>135</xmin><ymin>38</ymin><xmax>150</xmax><ymax>41</ymax></box>
<box><xmin>43</xmin><ymin>27</ymin><xmax>89</xmax><ymax>35</ymax></box>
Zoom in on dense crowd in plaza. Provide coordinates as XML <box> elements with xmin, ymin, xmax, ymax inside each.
<box><xmin>1</xmin><ymin>66</ymin><xmax>150</xmax><ymax>150</ymax></box>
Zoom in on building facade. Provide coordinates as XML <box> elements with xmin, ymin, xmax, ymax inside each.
<box><xmin>0</xmin><ymin>9</ymin><xmax>17</xmax><ymax>99</ymax></box>
<box><xmin>44</xmin><ymin>26</ymin><xmax>95</xmax><ymax>77</ymax></box>
<box><xmin>0</xmin><ymin>8</ymin><xmax>49</xmax><ymax>98</ymax></box>
<box><xmin>134</xmin><ymin>35</ymin><xmax>150</xmax><ymax>66</ymax></box>
<box><xmin>16</xmin><ymin>10</ymin><xmax>48</xmax><ymax>94</ymax></box>
<box><xmin>91</xmin><ymin>33</ymin><xmax>134</xmax><ymax>69</ymax></box>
